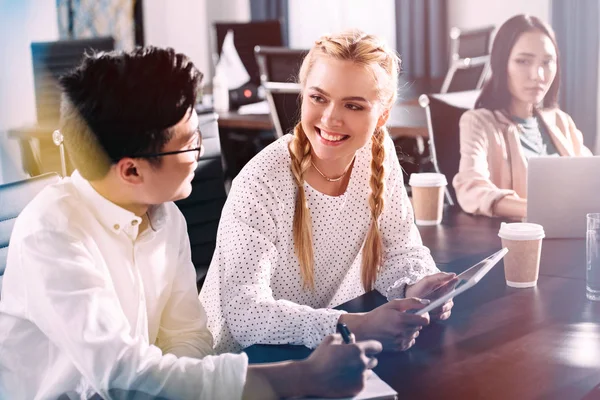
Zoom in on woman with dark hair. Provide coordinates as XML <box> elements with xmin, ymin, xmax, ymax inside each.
<box><xmin>453</xmin><ymin>14</ymin><xmax>592</xmax><ymax>219</ymax></box>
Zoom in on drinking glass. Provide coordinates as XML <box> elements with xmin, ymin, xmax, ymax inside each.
<box><xmin>586</xmin><ymin>213</ymin><xmax>600</xmax><ymax>301</ymax></box>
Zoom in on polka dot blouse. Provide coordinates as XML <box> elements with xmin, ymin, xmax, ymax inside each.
<box><xmin>200</xmin><ymin>134</ymin><xmax>438</xmax><ymax>353</ymax></box>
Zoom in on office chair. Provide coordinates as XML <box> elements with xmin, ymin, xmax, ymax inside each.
<box><xmin>261</xmin><ymin>82</ymin><xmax>302</xmax><ymax>138</ymax></box>
<box><xmin>440</xmin><ymin>25</ymin><xmax>495</xmax><ymax>93</ymax></box>
<box><xmin>174</xmin><ymin>113</ymin><xmax>227</xmax><ymax>291</ymax></box>
<box><xmin>254</xmin><ymin>46</ymin><xmax>307</xmax><ymax>138</ymax></box>
<box><xmin>0</xmin><ymin>173</ymin><xmax>61</xmax><ymax>297</ymax></box>
<box><xmin>419</xmin><ymin>90</ymin><xmax>480</xmax><ymax>205</ymax></box>
<box><xmin>20</xmin><ymin>37</ymin><xmax>115</xmax><ymax>177</ymax></box>
<box><xmin>31</xmin><ymin>37</ymin><xmax>115</xmax><ymax>123</ymax></box>
<box><xmin>254</xmin><ymin>46</ymin><xmax>308</xmax><ymax>83</ymax></box>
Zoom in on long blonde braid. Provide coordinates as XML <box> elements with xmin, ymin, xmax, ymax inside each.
<box><xmin>288</xmin><ymin>123</ymin><xmax>315</xmax><ymax>289</ymax></box>
<box><xmin>290</xmin><ymin>29</ymin><xmax>400</xmax><ymax>291</ymax></box>
<box><xmin>361</xmin><ymin>126</ymin><xmax>387</xmax><ymax>290</ymax></box>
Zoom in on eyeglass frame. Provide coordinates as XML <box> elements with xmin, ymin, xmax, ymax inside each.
<box><xmin>127</xmin><ymin>127</ymin><xmax>205</xmax><ymax>161</ymax></box>
<box><xmin>52</xmin><ymin>128</ymin><xmax>206</xmax><ymax>164</ymax></box>
<box><xmin>129</xmin><ymin>145</ymin><xmax>205</xmax><ymax>161</ymax></box>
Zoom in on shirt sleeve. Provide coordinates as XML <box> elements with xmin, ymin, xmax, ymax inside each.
<box><xmin>374</xmin><ymin>141</ymin><xmax>440</xmax><ymax>300</ymax></box>
<box><xmin>155</xmin><ymin>211</ymin><xmax>215</xmax><ymax>359</ymax></box>
<box><xmin>19</xmin><ymin>230</ymin><xmax>248</xmax><ymax>400</ymax></box>
<box><xmin>453</xmin><ymin>111</ymin><xmax>516</xmax><ymax>216</ymax></box>
<box><xmin>215</xmin><ymin>175</ymin><xmax>344</xmax><ymax>350</ymax></box>
<box><xmin>565</xmin><ymin>113</ymin><xmax>593</xmax><ymax>156</ymax></box>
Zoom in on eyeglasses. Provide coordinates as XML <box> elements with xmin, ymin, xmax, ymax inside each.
<box><xmin>131</xmin><ymin>129</ymin><xmax>204</xmax><ymax>161</ymax></box>
<box><xmin>131</xmin><ymin>145</ymin><xmax>205</xmax><ymax>162</ymax></box>
<box><xmin>52</xmin><ymin>129</ymin><xmax>205</xmax><ymax>163</ymax></box>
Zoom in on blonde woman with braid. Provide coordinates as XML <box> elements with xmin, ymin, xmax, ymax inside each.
<box><xmin>200</xmin><ymin>30</ymin><xmax>456</xmax><ymax>354</ymax></box>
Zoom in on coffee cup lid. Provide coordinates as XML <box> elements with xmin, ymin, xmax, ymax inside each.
<box><xmin>408</xmin><ymin>173</ymin><xmax>447</xmax><ymax>187</ymax></box>
<box><xmin>498</xmin><ymin>222</ymin><xmax>545</xmax><ymax>241</ymax></box>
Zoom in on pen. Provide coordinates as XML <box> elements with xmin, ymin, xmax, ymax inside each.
<box><xmin>336</xmin><ymin>323</ymin><xmax>353</xmax><ymax>344</ymax></box>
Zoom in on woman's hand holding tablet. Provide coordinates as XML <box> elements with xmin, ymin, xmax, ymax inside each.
<box><xmin>411</xmin><ymin>248</ymin><xmax>509</xmax><ymax>316</ymax></box>
<box><xmin>406</xmin><ymin>272</ymin><xmax>458</xmax><ymax>320</ymax></box>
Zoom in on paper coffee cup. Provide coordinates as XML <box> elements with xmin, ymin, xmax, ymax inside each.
<box><xmin>498</xmin><ymin>222</ymin><xmax>545</xmax><ymax>288</ymax></box>
<box><xmin>409</xmin><ymin>173</ymin><xmax>447</xmax><ymax>226</ymax></box>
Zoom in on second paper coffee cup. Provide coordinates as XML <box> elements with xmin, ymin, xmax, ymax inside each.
<box><xmin>409</xmin><ymin>173</ymin><xmax>447</xmax><ymax>226</ymax></box>
<box><xmin>498</xmin><ymin>222</ymin><xmax>545</xmax><ymax>288</ymax></box>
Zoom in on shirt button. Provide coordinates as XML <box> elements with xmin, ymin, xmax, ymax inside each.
<box><xmin>113</xmin><ymin>224</ymin><xmax>120</xmax><ymax>230</ymax></box>
<box><xmin>131</xmin><ymin>220</ymin><xmax>139</xmax><ymax>226</ymax></box>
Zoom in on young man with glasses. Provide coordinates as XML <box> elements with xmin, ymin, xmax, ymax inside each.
<box><xmin>0</xmin><ymin>47</ymin><xmax>381</xmax><ymax>400</ymax></box>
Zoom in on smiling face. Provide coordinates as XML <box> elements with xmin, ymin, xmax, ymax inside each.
<box><xmin>300</xmin><ymin>57</ymin><xmax>389</xmax><ymax>164</ymax></box>
<box><xmin>507</xmin><ymin>29</ymin><xmax>558</xmax><ymax>109</ymax></box>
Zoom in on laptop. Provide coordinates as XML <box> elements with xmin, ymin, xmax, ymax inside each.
<box><xmin>527</xmin><ymin>156</ymin><xmax>600</xmax><ymax>238</ymax></box>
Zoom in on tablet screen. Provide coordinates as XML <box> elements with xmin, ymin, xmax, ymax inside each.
<box><xmin>424</xmin><ymin>252</ymin><xmax>501</xmax><ymax>300</ymax></box>
<box><xmin>414</xmin><ymin>248</ymin><xmax>508</xmax><ymax>316</ymax></box>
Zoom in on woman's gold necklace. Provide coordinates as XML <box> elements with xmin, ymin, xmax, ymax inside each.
<box><xmin>311</xmin><ymin>156</ymin><xmax>355</xmax><ymax>182</ymax></box>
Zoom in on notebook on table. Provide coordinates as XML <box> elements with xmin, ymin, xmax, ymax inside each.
<box><xmin>304</xmin><ymin>371</ymin><xmax>397</xmax><ymax>400</ymax></box>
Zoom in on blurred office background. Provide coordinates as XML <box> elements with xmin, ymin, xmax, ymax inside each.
<box><xmin>0</xmin><ymin>0</ymin><xmax>599</xmax><ymax>185</ymax></box>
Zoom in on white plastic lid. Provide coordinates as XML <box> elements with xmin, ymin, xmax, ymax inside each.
<box><xmin>498</xmin><ymin>222</ymin><xmax>545</xmax><ymax>241</ymax></box>
<box><xmin>408</xmin><ymin>173</ymin><xmax>448</xmax><ymax>187</ymax></box>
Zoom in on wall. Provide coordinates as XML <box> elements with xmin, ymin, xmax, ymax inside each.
<box><xmin>205</xmin><ymin>0</ymin><xmax>251</xmax><ymax>77</ymax></box>
<box><xmin>447</xmin><ymin>0</ymin><xmax>550</xmax><ymax>31</ymax></box>
<box><xmin>206</xmin><ymin>0</ymin><xmax>250</xmax><ymax>24</ymax></box>
<box><xmin>288</xmin><ymin>0</ymin><xmax>396</xmax><ymax>49</ymax></box>
<box><xmin>0</xmin><ymin>0</ymin><xmax>58</xmax><ymax>183</ymax></box>
<box><xmin>143</xmin><ymin>0</ymin><xmax>211</xmax><ymax>77</ymax></box>
<box><xmin>143</xmin><ymin>0</ymin><xmax>250</xmax><ymax>81</ymax></box>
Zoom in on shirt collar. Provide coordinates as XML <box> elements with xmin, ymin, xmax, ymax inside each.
<box><xmin>494</xmin><ymin>108</ymin><xmax>554</xmax><ymax>129</ymax></box>
<box><xmin>70</xmin><ymin>170</ymin><xmax>168</xmax><ymax>235</ymax></box>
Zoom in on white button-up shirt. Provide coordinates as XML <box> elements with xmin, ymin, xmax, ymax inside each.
<box><xmin>0</xmin><ymin>171</ymin><xmax>247</xmax><ymax>400</ymax></box>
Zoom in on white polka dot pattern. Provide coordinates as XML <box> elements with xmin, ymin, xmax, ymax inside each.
<box><xmin>200</xmin><ymin>134</ymin><xmax>438</xmax><ymax>353</ymax></box>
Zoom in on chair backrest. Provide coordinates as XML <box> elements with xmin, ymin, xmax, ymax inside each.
<box><xmin>174</xmin><ymin>113</ymin><xmax>227</xmax><ymax>288</ymax></box>
<box><xmin>254</xmin><ymin>46</ymin><xmax>308</xmax><ymax>83</ymax></box>
<box><xmin>262</xmin><ymin>82</ymin><xmax>302</xmax><ymax>138</ymax></box>
<box><xmin>443</xmin><ymin>64</ymin><xmax>488</xmax><ymax>93</ymax></box>
<box><xmin>0</xmin><ymin>173</ymin><xmax>61</xmax><ymax>296</ymax></box>
<box><xmin>440</xmin><ymin>25</ymin><xmax>495</xmax><ymax>93</ymax></box>
<box><xmin>419</xmin><ymin>90</ymin><xmax>480</xmax><ymax>205</ymax></box>
<box><xmin>452</xmin><ymin>25</ymin><xmax>495</xmax><ymax>59</ymax></box>
<box><xmin>31</xmin><ymin>37</ymin><xmax>115</xmax><ymax>123</ymax></box>
<box><xmin>254</xmin><ymin>47</ymin><xmax>306</xmax><ymax>138</ymax></box>
<box><xmin>214</xmin><ymin>20</ymin><xmax>283</xmax><ymax>87</ymax></box>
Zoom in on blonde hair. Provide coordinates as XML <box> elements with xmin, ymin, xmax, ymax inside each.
<box><xmin>288</xmin><ymin>29</ymin><xmax>400</xmax><ymax>291</ymax></box>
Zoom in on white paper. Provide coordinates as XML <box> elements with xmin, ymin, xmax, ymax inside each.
<box><xmin>236</xmin><ymin>100</ymin><xmax>270</xmax><ymax>115</ymax></box>
<box><xmin>215</xmin><ymin>29</ymin><xmax>250</xmax><ymax>90</ymax></box>
<box><xmin>303</xmin><ymin>371</ymin><xmax>397</xmax><ymax>400</ymax></box>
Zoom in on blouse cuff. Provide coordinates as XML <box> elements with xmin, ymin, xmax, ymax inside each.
<box><xmin>305</xmin><ymin>309</ymin><xmax>347</xmax><ymax>349</ymax></box>
<box><xmin>386</xmin><ymin>278</ymin><xmax>410</xmax><ymax>301</ymax></box>
<box><xmin>385</xmin><ymin>269</ymin><xmax>430</xmax><ymax>301</ymax></box>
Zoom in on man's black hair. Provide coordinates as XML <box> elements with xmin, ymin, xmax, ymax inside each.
<box><xmin>59</xmin><ymin>46</ymin><xmax>203</xmax><ymax>180</ymax></box>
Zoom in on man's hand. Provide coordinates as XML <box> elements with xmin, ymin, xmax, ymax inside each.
<box><xmin>300</xmin><ymin>334</ymin><xmax>383</xmax><ymax>398</ymax></box>
<box><xmin>243</xmin><ymin>335</ymin><xmax>381</xmax><ymax>400</ymax></box>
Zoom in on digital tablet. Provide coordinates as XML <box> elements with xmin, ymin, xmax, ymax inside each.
<box><xmin>413</xmin><ymin>248</ymin><xmax>508</xmax><ymax>316</ymax></box>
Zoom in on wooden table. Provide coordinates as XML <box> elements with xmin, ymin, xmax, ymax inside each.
<box><xmin>244</xmin><ymin>206</ymin><xmax>600</xmax><ymax>399</ymax></box>
<box><xmin>218</xmin><ymin>102</ymin><xmax>428</xmax><ymax>139</ymax></box>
